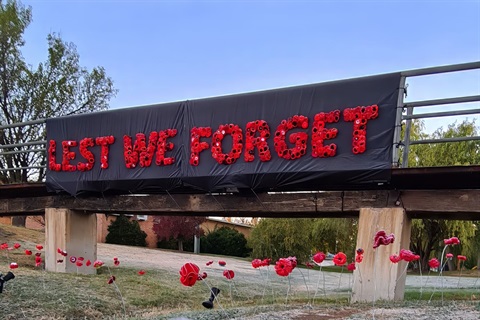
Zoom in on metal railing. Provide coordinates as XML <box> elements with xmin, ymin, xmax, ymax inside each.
<box><xmin>393</xmin><ymin>61</ymin><xmax>480</xmax><ymax>168</ymax></box>
<box><xmin>0</xmin><ymin>120</ymin><xmax>47</xmax><ymax>178</ymax></box>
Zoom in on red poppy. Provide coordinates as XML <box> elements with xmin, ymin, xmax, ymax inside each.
<box><xmin>275</xmin><ymin>258</ymin><xmax>293</xmax><ymax>277</ymax></box>
<box><xmin>261</xmin><ymin>258</ymin><xmax>271</xmax><ymax>267</ymax></box>
<box><xmin>78</xmin><ymin>257</ymin><xmax>84</xmax><ymax>261</ymax></box>
<box><xmin>179</xmin><ymin>262</ymin><xmax>200</xmax><ymax>287</ymax></box>
<box><xmin>138</xmin><ymin>270</ymin><xmax>146</xmax><ymax>276</ymax></box>
<box><xmin>313</xmin><ymin>252</ymin><xmax>326</xmax><ymax>264</ymax></box>
<box><xmin>428</xmin><ymin>258</ymin><xmax>440</xmax><ymax>268</ymax></box>
<box><xmin>35</xmin><ymin>256</ymin><xmax>42</xmax><ymax>267</ymax></box>
<box><xmin>70</xmin><ymin>256</ymin><xmax>77</xmax><ymax>263</ymax></box>
<box><xmin>287</xmin><ymin>256</ymin><xmax>297</xmax><ymax>269</ymax></box>
<box><xmin>373</xmin><ymin>230</ymin><xmax>395</xmax><ymax>249</ymax></box>
<box><xmin>443</xmin><ymin>237</ymin><xmax>460</xmax><ymax>246</ymax></box>
<box><xmin>198</xmin><ymin>272</ymin><xmax>207</xmax><ymax>280</ymax></box>
<box><xmin>35</xmin><ymin>252</ymin><xmax>41</xmax><ymax>257</ymax></box>
<box><xmin>252</xmin><ymin>259</ymin><xmax>262</xmax><ymax>268</ymax></box>
<box><xmin>333</xmin><ymin>252</ymin><xmax>347</xmax><ymax>266</ymax></box>
<box><xmin>206</xmin><ymin>260</ymin><xmax>213</xmax><ymax>266</ymax></box>
<box><xmin>347</xmin><ymin>262</ymin><xmax>356</xmax><ymax>271</ymax></box>
<box><xmin>223</xmin><ymin>270</ymin><xmax>235</xmax><ymax>280</ymax></box>
<box><xmin>356</xmin><ymin>248</ymin><xmax>364</xmax><ymax>255</ymax></box>
<box><xmin>114</xmin><ymin>258</ymin><xmax>120</xmax><ymax>266</ymax></box>
<box><xmin>13</xmin><ymin>243</ymin><xmax>21</xmax><ymax>249</ymax></box>
<box><xmin>36</xmin><ymin>244</ymin><xmax>43</xmax><ymax>251</ymax></box>
<box><xmin>305</xmin><ymin>262</ymin><xmax>314</xmax><ymax>269</ymax></box>
<box><xmin>57</xmin><ymin>259</ymin><xmax>63</xmax><ymax>263</ymax></box>
<box><xmin>457</xmin><ymin>255</ymin><xmax>467</xmax><ymax>261</ymax></box>
<box><xmin>390</xmin><ymin>254</ymin><xmax>401</xmax><ymax>264</ymax></box>
<box><xmin>218</xmin><ymin>260</ymin><xmax>226</xmax><ymax>266</ymax></box>
<box><xmin>355</xmin><ymin>254</ymin><xmax>363</xmax><ymax>263</ymax></box>
<box><xmin>86</xmin><ymin>260</ymin><xmax>91</xmax><ymax>267</ymax></box>
<box><xmin>0</xmin><ymin>243</ymin><xmax>8</xmax><ymax>250</ymax></box>
<box><xmin>93</xmin><ymin>260</ymin><xmax>104</xmax><ymax>268</ymax></box>
<box><xmin>25</xmin><ymin>249</ymin><xmax>32</xmax><ymax>256</ymax></box>
<box><xmin>57</xmin><ymin>248</ymin><xmax>68</xmax><ymax>257</ymax></box>
<box><xmin>10</xmin><ymin>262</ymin><xmax>18</xmax><ymax>269</ymax></box>
<box><xmin>446</xmin><ymin>253</ymin><xmax>454</xmax><ymax>259</ymax></box>
<box><xmin>399</xmin><ymin>249</ymin><xmax>419</xmax><ymax>262</ymax></box>
<box><xmin>107</xmin><ymin>275</ymin><xmax>116</xmax><ymax>284</ymax></box>
<box><xmin>76</xmin><ymin>261</ymin><xmax>83</xmax><ymax>267</ymax></box>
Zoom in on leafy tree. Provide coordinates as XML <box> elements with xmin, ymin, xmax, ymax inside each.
<box><xmin>201</xmin><ymin>226</ymin><xmax>250</xmax><ymax>257</ymax></box>
<box><xmin>152</xmin><ymin>216</ymin><xmax>206</xmax><ymax>251</ymax></box>
<box><xmin>106</xmin><ymin>215</ymin><xmax>147</xmax><ymax>247</ymax></box>
<box><xmin>248</xmin><ymin>218</ymin><xmax>314</xmax><ymax>262</ymax></box>
<box><xmin>0</xmin><ymin>0</ymin><xmax>117</xmax><ymax>183</ymax></box>
<box><xmin>311</xmin><ymin>218</ymin><xmax>358</xmax><ymax>256</ymax></box>
<box><xmin>404</xmin><ymin>119</ymin><xmax>479</xmax><ymax>270</ymax></box>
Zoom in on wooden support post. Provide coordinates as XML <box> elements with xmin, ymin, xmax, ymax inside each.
<box><xmin>45</xmin><ymin>208</ymin><xmax>97</xmax><ymax>274</ymax></box>
<box><xmin>351</xmin><ymin>207</ymin><xmax>411</xmax><ymax>302</ymax></box>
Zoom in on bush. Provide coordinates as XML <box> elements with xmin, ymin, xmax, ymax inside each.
<box><xmin>201</xmin><ymin>227</ymin><xmax>250</xmax><ymax>257</ymax></box>
<box><xmin>106</xmin><ymin>215</ymin><xmax>147</xmax><ymax>247</ymax></box>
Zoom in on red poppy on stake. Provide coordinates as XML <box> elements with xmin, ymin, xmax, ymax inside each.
<box><xmin>446</xmin><ymin>253</ymin><xmax>453</xmax><ymax>259</ymax></box>
<box><xmin>443</xmin><ymin>237</ymin><xmax>460</xmax><ymax>246</ymax></box>
<box><xmin>93</xmin><ymin>260</ymin><xmax>104</xmax><ymax>268</ymax></box>
<box><xmin>457</xmin><ymin>255</ymin><xmax>467</xmax><ymax>261</ymax></box>
<box><xmin>223</xmin><ymin>270</ymin><xmax>235</xmax><ymax>280</ymax></box>
<box><xmin>0</xmin><ymin>243</ymin><xmax>8</xmax><ymax>250</ymax></box>
<box><xmin>428</xmin><ymin>258</ymin><xmax>440</xmax><ymax>269</ymax></box>
<box><xmin>179</xmin><ymin>262</ymin><xmax>200</xmax><ymax>287</ymax></box>
<box><xmin>13</xmin><ymin>243</ymin><xmax>21</xmax><ymax>249</ymax></box>
<box><xmin>10</xmin><ymin>262</ymin><xmax>18</xmax><ymax>269</ymax></box>
<box><xmin>251</xmin><ymin>259</ymin><xmax>262</xmax><ymax>268</ymax></box>
<box><xmin>25</xmin><ymin>249</ymin><xmax>32</xmax><ymax>256</ymax></box>
<box><xmin>138</xmin><ymin>270</ymin><xmax>146</xmax><ymax>276</ymax></box>
<box><xmin>355</xmin><ymin>254</ymin><xmax>363</xmax><ymax>263</ymax></box>
<box><xmin>275</xmin><ymin>258</ymin><xmax>293</xmax><ymax>277</ymax></box>
<box><xmin>218</xmin><ymin>260</ymin><xmax>226</xmax><ymax>267</ymax></box>
<box><xmin>36</xmin><ymin>244</ymin><xmax>43</xmax><ymax>251</ymax></box>
<box><xmin>390</xmin><ymin>254</ymin><xmax>402</xmax><ymax>264</ymax></box>
<box><xmin>347</xmin><ymin>262</ymin><xmax>356</xmax><ymax>271</ymax></box>
<box><xmin>113</xmin><ymin>257</ymin><xmax>120</xmax><ymax>266</ymax></box>
<box><xmin>86</xmin><ymin>260</ymin><xmax>91</xmax><ymax>267</ymax></box>
<box><xmin>313</xmin><ymin>252</ymin><xmax>326</xmax><ymax>264</ymax></box>
<box><xmin>35</xmin><ymin>256</ymin><xmax>42</xmax><ymax>267</ymax></box>
<box><xmin>399</xmin><ymin>249</ymin><xmax>420</xmax><ymax>262</ymax></box>
<box><xmin>76</xmin><ymin>261</ymin><xmax>83</xmax><ymax>267</ymax></box>
<box><xmin>206</xmin><ymin>260</ymin><xmax>213</xmax><ymax>266</ymax></box>
<box><xmin>107</xmin><ymin>275</ymin><xmax>116</xmax><ymax>284</ymax></box>
<box><xmin>333</xmin><ymin>252</ymin><xmax>347</xmax><ymax>266</ymax></box>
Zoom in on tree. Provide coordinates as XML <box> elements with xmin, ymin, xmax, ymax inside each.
<box><xmin>201</xmin><ymin>226</ymin><xmax>250</xmax><ymax>257</ymax></box>
<box><xmin>106</xmin><ymin>215</ymin><xmax>147</xmax><ymax>247</ymax></box>
<box><xmin>248</xmin><ymin>218</ymin><xmax>314</xmax><ymax>262</ymax></box>
<box><xmin>311</xmin><ymin>218</ymin><xmax>358</xmax><ymax>256</ymax></box>
<box><xmin>404</xmin><ymin>119</ymin><xmax>480</xmax><ymax>270</ymax></box>
<box><xmin>0</xmin><ymin>0</ymin><xmax>117</xmax><ymax>183</ymax></box>
<box><xmin>152</xmin><ymin>216</ymin><xmax>206</xmax><ymax>251</ymax></box>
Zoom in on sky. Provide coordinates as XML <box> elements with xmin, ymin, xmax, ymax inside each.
<box><xmin>20</xmin><ymin>0</ymin><xmax>480</xmax><ymax>134</ymax></box>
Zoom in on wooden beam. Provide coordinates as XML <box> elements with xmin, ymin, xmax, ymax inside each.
<box><xmin>1</xmin><ymin>189</ymin><xmax>479</xmax><ymax>219</ymax></box>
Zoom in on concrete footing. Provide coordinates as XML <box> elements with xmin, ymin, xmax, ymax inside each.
<box><xmin>351</xmin><ymin>207</ymin><xmax>411</xmax><ymax>302</ymax></box>
<box><xmin>45</xmin><ymin>208</ymin><xmax>97</xmax><ymax>274</ymax></box>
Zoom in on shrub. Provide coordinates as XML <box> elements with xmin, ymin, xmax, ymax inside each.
<box><xmin>157</xmin><ymin>237</ymin><xmax>194</xmax><ymax>252</ymax></box>
<box><xmin>106</xmin><ymin>215</ymin><xmax>147</xmax><ymax>247</ymax></box>
<box><xmin>201</xmin><ymin>227</ymin><xmax>250</xmax><ymax>257</ymax></box>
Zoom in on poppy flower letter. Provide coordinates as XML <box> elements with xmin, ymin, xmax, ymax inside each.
<box><xmin>179</xmin><ymin>263</ymin><xmax>200</xmax><ymax>287</ymax></box>
<box><xmin>333</xmin><ymin>252</ymin><xmax>347</xmax><ymax>266</ymax></box>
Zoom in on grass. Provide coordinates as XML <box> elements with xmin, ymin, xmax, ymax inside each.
<box><xmin>1</xmin><ymin>224</ymin><xmax>479</xmax><ymax>319</ymax></box>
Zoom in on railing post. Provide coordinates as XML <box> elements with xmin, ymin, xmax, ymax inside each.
<box><xmin>392</xmin><ymin>76</ymin><xmax>406</xmax><ymax>167</ymax></box>
<box><xmin>402</xmin><ymin>106</ymin><xmax>414</xmax><ymax>168</ymax></box>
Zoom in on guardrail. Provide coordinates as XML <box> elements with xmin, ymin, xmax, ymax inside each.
<box><xmin>393</xmin><ymin>61</ymin><xmax>480</xmax><ymax>168</ymax></box>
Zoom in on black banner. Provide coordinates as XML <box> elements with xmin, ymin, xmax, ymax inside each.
<box><xmin>46</xmin><ymin>72</ymin><xmax>401</xmax><ymax>196</ymax></box>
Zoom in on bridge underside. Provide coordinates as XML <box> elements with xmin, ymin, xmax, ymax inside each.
<box><xmin>0</xmin><ymin>188</ymin><xmax>478</xmax><ymax>220</ymax></box>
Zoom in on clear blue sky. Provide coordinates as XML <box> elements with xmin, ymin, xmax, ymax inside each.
<box><xmin>21</xmin><ymin>0</ymin><xmax>480</xmax><ymax>133</ymax></box>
